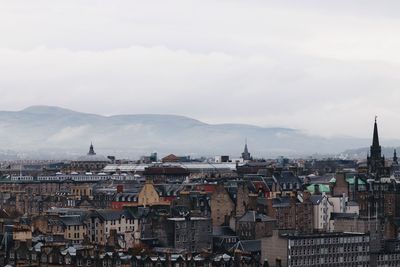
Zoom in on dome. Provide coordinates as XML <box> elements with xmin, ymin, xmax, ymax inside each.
<box><xmin>74</xmin><ymin>143</ymin><xmax>111</xmax><ymax>162</ymax></box>
<box><xmin>76</xmin><ymin>154</ymin><xmax>111</xmax><ymax>162</ymax></box>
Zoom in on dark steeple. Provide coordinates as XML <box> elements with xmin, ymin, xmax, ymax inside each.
<box><xmin>370</xmin><ymin>116</ymin><xmax>382</xmax><ymax>160</ymax></box>
<box><xmin>241</xmin><ymin>139</ymin><xmax>251</xmax><ymax>161</ymax></box>
<box><xmin>393</xmin><ymin>149</ymin><xmax>398</xmax><ymax>165</ymax></box>
<box><xmin>372</xmin><ymin>116</ymin><xmax>380</xmax><ymax>147</ymax></box>
<box><xmin>88</xmin><ymin>142</ymin><xmax>96</xmax><ymax>156</ymax></box>
<box><xmin>367</xmin><ymin>117</ymin><xmax>385</xmax><ymax>175</ymax></box>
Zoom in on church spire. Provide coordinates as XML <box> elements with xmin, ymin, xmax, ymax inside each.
<box><xmin>394</xmin><ymin>149</ymin><xmax>398</xmax><ymax>165</ymax></box>
<box><xmin>244</xmin><ymin>138</ymin><xmax>249</xmax><ymax>154</ymax></box>
<box><xmin>372</xmin><ymin>116</ymin><xmax>380</xmax><ymax>147</ymax></box>
<box><xmin>368</xmin><ymin>116</ymin><xmax>385</xmax><ymax>175</ymax></box>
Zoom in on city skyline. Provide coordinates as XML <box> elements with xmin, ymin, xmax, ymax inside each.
<box><xmin>2</xmin><ymin>2</ymin><xmax>400</xmax><ymax>266</ymax></box>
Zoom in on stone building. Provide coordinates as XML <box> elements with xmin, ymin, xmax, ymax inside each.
<box><xmin>261</xmin><ymin>230</ymin><xmax>370</xmax><ymax>267</ymax></box>
<box><xmin>138</xmin><ymin>179</ymin><xmax>163</xmax><ymax>206</ymax></box>
<box><xmin>236</xmin><ymin>210</ymin><xmax>276</xmax><ymax>240</ymax></box>
<box><xmin>267</xmin><ymin>194</ymin><xmax>313</xmax><ymax>234</ymax></box>
<box><xmin>60</xmin><ymin>215</ymin><xmax>87</xmax><ymax>244</ymax></box>
<box><xmin>86</xmin><ymin>209</ymin><xmax>137</xmax><ymax>247</ymax></box>
<box><xmin>235</xmin><ymin>182</ymin><xmax>250</xmax><ymax>218</ymax></box>
<box><xmin>210</xmin><ymin>184</ymin><xmax>235</xmax><ymax>226</ymax></box>
<box><xmin>167</xmin><ymin>216</ymin><xmax>212</xmax><ymax>252</ymax></box>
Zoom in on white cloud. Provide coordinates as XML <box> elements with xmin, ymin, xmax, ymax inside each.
<box><xmin>0</xmin><ymin>0</ymin><xmax>400</xmax><ymax>140</ymax></box>
<box><xmin>47</xmin><ymin>125</ymin><xmax>91</xmax><ymax>143</ymax></box>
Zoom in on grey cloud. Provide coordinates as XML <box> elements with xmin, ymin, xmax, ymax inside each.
<box><xmin>0</xmin><ymin>1</ymin><xmax>399</xmax><ymax>141</ymax></box>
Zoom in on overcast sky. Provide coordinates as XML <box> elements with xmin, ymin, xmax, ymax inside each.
<box><xmin>1</xmin><ymin>1</ymin><xmax>400</xmax><ymax>139</ymax></box>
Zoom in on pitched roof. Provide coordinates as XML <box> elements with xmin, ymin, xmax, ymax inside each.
<box><xmin>60</xmin><ymin>215</ymin><xmax>85</xmax><ymax>226</ymax></box>
<box><xmin>306</xmin><ymin>184</ymin><xmax>331</xmax><ymax>194</ymax></box>
<box><xmin>238</xmin><ymin>211</ymin><xmax>276</xmax><ymax>222</ymax></box>
<box><xmin>96</xmin><ymin>209</ymin><xmax>133</xmax><ymax>221</ymax></box>
<box><xmin>272</xmin><ymin>197</ymin><xmax>291</xmax><ymax>208</ymax></box>
<box><xmin>213</xmin><ymin>226</ymin><xmax>237</xmax><ymax>237</ymax></box>
<box><xmin>230</xmin><ymin>240</ymin><xmax>261</xmax><ymax>253</ymax></box>
<box><xmin>274</xmin><ymin>171</ymin><xmax>301</xmax><ymax>184</ymax></box>
<box><xmin>309</xmin><ymin>195</ymin><xmax>324</xmax><ymax>205</ymax></box>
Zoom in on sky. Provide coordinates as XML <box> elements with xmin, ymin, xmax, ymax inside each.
<box><xmin>1</xmin><ymin>1</ymin><xmax>400</xmax><ymax>139</ymax></box>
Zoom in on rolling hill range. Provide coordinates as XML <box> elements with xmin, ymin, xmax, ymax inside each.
<box><xmin>0</xmin><ymin>106</ymin><xmax>396</xmax><ymax>160</ymax></box>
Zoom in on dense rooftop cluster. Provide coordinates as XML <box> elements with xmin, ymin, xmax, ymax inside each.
<box><xmin>0</xmin><ymin>120</ymin><xmax>399</xmax><ymax>266</ymax></box>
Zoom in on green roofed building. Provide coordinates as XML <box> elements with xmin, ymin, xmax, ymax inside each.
<box><xmin>306</xmin><ymin>184</ymin><xmax>331</xmax><ymax>194</ymax></box>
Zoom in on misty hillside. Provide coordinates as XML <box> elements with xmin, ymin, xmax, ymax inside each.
<box><xmin>0</xmin><ymin>106</ymin><xmax>392</xmax><ymax>159</ymax></box>
<box><xmin>341</xmin><ymin>147</ymin><xmax>400</xmax><ymax>160</ymax></box>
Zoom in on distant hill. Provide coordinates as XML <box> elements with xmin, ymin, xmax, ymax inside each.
<box><xmin>0</xmin><ymin>105</ymin><xmax>397</xmax><ymax>160</ymax></box>
<box><xmin>340</xmin><ymin>147</ymin><xmax>400</xmax><ymax>160</ymax></box>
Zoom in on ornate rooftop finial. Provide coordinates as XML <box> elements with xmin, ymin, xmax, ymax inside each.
<box><xmin>88</xmin><ymin>142</ymin><xmax>96</xmax><ymax>155</ymax></box>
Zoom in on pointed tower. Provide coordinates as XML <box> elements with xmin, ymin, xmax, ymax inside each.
<box><xmin>394</xmin><ymin>149</ymin><xmax>398</xmax><ymax>165</ymax></box>
<box><xmin>88</xmin><ymin>142</ymin><xmax>96</xmax><ymax>155</ymax></box>
<box><xmin>367</xmin><ymin>117</ymin><xmax>385</xmax><ymax>174</ymax></box>
<box><xmin>241</xmin><ymin>139</ymin><xmax>251</xmax><ymax>161</ymax></box>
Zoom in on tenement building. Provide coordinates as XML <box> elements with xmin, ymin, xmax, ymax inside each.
<box><xmin>261</xmin><ymin>230</ymin><xmax>370</xmax><ymax>267</ymax></box>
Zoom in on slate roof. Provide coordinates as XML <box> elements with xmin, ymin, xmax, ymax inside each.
<box><xmin>308</xmin><ymin>173</ymin><xmax>335</xmax><ymax>184</ymax></box>
<box><xmin>263</xmin><ymin>177</ymin><xmax>276</xmax><ymax>189</ymax></box>
<box><xmin>272</xmin><ymin>197</ymin><xmax>291</xmax><ymax>208</ymax></box>
<box><xmin>155</xmin><ymin>184</ymin><xmax>184</xmax><ymax>196</ymax></box>
<box><xmin>213</xmin><ymin>226</ymin><xmax>237</xmax><ymax>237</ymax></box>
<box><xmin>274</xmin><ymin>171</ymin><xmax>302</xmax><ymax>184</ymax></box>
<box><xmin>309</xmin><ymin>195</ymin><xmax>324</xmax><ymax>205</ymax></box>
<box><xmin>113</xmin><ymin>192</ymin><xmax>138</xmax><ymax>202</ymax></box>
<box><xmin>330</xmin><ymin>212</ymin><xmax>358</xmax><ymax>220</ymax></box>
<box><xmin>60</xmin><ymin>215</ymin><xmax>85</xmax><ymax>226</ymax></box>
<box><xmin>96</xmin><ymin>209</ymin><xmax>134</xmax><ymax>221</ymax></box>
<box><xmin>238</xmin><ymin>211</ymin><xmax>276</xmax><ymax>222</ymax></box>
<box><xmin>48</xmin><ymin>218</ymin><xmax>64</xmax><ymax>226</ymax></box>
<box><xmin>230</xmin><ymin>240</ymin><xmax>261</xmax><ymax>253</ymax></box>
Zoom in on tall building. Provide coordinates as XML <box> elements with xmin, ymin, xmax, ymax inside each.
<box><xmin>367</xmin><ymin>117</ymin><xmax>385</xmax><ymax>175</ymax></box>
